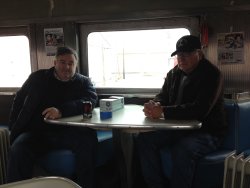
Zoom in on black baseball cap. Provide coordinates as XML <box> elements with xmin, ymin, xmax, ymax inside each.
<box><xmin>171</xmin><ymin>35</ymin><xmax>201</xmax><ymax>57</ymax></box>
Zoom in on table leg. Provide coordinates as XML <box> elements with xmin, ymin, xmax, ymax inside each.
<box><xmin>112</xmin><ymin>130</ymin><xmax>134</xmax><ymax>188</ymax></box>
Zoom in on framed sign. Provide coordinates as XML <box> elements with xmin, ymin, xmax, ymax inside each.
<box><xmin>217</xmin><ymin>32</ymin><xmax>244</xmax><ymax>64</ymax></box>
<box><xmin>44</xmin><ymin>28</ymin><xmax>64</xmax><ymax>56</ymax></box>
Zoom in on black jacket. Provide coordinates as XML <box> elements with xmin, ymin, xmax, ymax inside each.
<box><xmin>9</xmin><ymin>67</ymin><xmax>98</xmax><ymax>143</ymax></box>
<box><xmin>155</xmin><ymin>58</ymin><xmax>227</xmax><ymax>136</ymax></box>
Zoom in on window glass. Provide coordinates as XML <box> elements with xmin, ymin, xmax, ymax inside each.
<box><xmin>88</xmin><ymin>28</ymin><xmax>190</xmax><ymax>88</ymax></box>
<box><xmin>0</xmin><ymin>36</ymin><xmax>31</xmax><ymax>87</ymax></box>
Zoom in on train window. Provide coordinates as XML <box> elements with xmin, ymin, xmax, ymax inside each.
<box><xmin>80</xmin><ymin>17</ymin><xmax>198</xmax><ymax>94</ymax></box>
<box><xmin>0</xmin><ymin>35</ymin><xmax>31</xmax><ymax>87</ymax></box>
<box><xmin>87</xmin><ymin>28</ymin><xmax>189</xmax><ymax>89</ymax></box>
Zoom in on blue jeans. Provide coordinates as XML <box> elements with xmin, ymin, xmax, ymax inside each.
<box><xmin>7</xmin><ymin>127</ymin><xmax>97</xmax><ymax>188</ymax></box>
<box><xmin>135</xmin><ymin>130</ymin><xmax>220</xmax><ymax>188</ymax></box>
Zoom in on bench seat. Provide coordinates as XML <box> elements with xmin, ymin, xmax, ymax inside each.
<box><xmin>160</xmin><ymin>99</ymin><xmax>250</xmax><ymax>188</ymax></box>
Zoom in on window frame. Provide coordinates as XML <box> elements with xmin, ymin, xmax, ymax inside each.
<box><xmin>0</xmin><ymin>26</ymin><xmax>32</xmax><ymax>92</ymax></box>
<box><xmin>79</xmin><ymin>17</ymin><xmax>199</xmax><ymax>96</ymax></box>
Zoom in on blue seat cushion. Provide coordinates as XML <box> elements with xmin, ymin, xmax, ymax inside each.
<box><xmin>95</xmin><ymin>131</ymin><xmax>114</xmax><ymax>166</ymax></box>
<box><xmin>37</xmin><ymin>130</ymin><xmax>113</xmax><ymax>177</ymax></box>
<box><xmin>0</xmin><ymin>124</ymin><xmax>8</xmax><ymax>129</ymax></box>
<box><xmin>39</xmin><ymin>150</ymin><xmax>75</xmax><ymax>177</ymax></box>
<box><xmin>198</xmin><ymin>149</ymin><xmax>234</xmax><ymax>164</ymax></box>
<box><xmin>96</xmin><ymin>130</ymin><xmax>113</xmax><ymax>142</ymax></box>
<box><xmin>160</xmin><ymin>147</ymin><xmax>233</xmax><ymax>184</ymax></box>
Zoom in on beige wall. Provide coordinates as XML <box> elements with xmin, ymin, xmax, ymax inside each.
<box><xmin>205</xmin><ymin>11</ymin><xmax>250</xmax><ymax>92</ymax></box>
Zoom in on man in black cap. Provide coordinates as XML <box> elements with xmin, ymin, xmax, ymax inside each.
<box><xmin>136</xmin><ymin>35</ymin><xmax>227</xmax><ymax>188</ymax></box>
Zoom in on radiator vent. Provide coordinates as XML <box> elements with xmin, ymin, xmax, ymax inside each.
<box><xmin>224</xmin><ymin>151</ymin><xmax>237</xmax><ymax>188</ymax></box>
<box><xmin>241</xmin><ymin>157</ymin><xmax>250</xmax><ymax>188</ymax></box>
<box><xmin>223</xmin><ymin>151</ymin><xmax>250</xmax><ymax>188</ymax></box>
<box><xmin>0</xmin><ymin>128</ymin><xmax>10</xmax><ymax>184</ymax></box>
<box><xmin>233</xmin><ymin>153</ymin><xmax>245</xmax><ymax>188</ymax></box>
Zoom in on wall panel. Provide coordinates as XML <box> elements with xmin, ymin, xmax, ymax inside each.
<box><xmin>206</xmin><ymin>11</ymin><xmax>250</xmax><ymax>93</ymax></box>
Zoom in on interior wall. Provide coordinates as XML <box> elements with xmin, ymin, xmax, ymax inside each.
<box><xmin>205</xmin><ymin>11</ymin><xmax>250</xmax><ymax>92</ymax></box>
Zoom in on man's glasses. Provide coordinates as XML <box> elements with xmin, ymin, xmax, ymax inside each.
<box><xmin>176</xmin><ymin>51</ymin><xmax>197</xmax><ymax>59</ymax></box>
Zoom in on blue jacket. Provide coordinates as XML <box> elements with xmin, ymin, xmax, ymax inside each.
<box><xmin>9</xmin><ymin>67</ymin><xmax>98</xmax><ymax>143</ymax></box>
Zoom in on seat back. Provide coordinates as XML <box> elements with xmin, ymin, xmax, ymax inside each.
<box><xmin>222</xmin><ymin>101</ymin><xmax>238</xmax><ymax>150</ymax></box>
<box><xmin>236</xmin><ymin>100</ymin><xmax>250</xmax><ymax>152</ymax></box>
<box><xmin>193</xmin><ymin>99</ymin><xmax>250</xmax><ymax>188</ymax></box>
<box><xmin>222</xmin><ymin>99</ymin><xmax>250</xmax><ymax>152</ymax></box>
<box><xmin>160</xmin><ymin>99</ymin><xmax>250</xmax><ymax>187</ymax></box>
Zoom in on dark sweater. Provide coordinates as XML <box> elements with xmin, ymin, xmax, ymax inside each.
<box><xmin>9</xmin><ymin>67</ymin><xmax>97</xmax><ymax>143</ymax></box>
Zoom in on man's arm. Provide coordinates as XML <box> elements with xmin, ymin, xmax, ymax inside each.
<box><xmin>57</xmin><ymin>75</ymin><xmax>98</xmax><ymax>117</ymax></box>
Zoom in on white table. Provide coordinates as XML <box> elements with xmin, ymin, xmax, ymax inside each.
<box><xmin>44</xmin><ymin>104</ymin><xmax>202</xmax><ymax>188</ymax></box>
<box><xmin>44</xmin><ymin>104</ymin><xmax>202</xmax><ymax>131</ymax></box>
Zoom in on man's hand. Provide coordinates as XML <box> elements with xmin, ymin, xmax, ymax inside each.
<box><xmin>143</xmin><ymin>100</ymin><xmax>164</xmax><ymax>119</ymax></box>
<box><xmin>42</xmin><ymin>107</ymin><xmax>62</xmax><ymax>120</ymax></box>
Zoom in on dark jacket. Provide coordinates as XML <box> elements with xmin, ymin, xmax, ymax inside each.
<box><xmin>9</xmin><ymin>67</ymin><xmax>98</xmax><ymax>143</ymax></box>
<box><xmin>154</xmin><ymin>58</ymin><xmax>227</xmax><ymax>136</ymax></box>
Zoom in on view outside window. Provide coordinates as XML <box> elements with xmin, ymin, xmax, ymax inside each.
<box><xmin>88</xmin><ymin>28</ymin><xmax>190</xmax><ymax>88</ymax></box>
<box><xmin>0</xmin><ymin>36</ymin><xmax>31</xmax><ymax>87</ymax></box>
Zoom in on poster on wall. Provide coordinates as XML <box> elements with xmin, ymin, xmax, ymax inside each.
<box><xmin>217</xmin><ymin>32</ymin><xmax>244</xmax><ymax>64</ymax></box>
<box><xmin>44</xmin><ymin>28</ymin><xmax>64</xmax><ymax>56</ymax></box>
